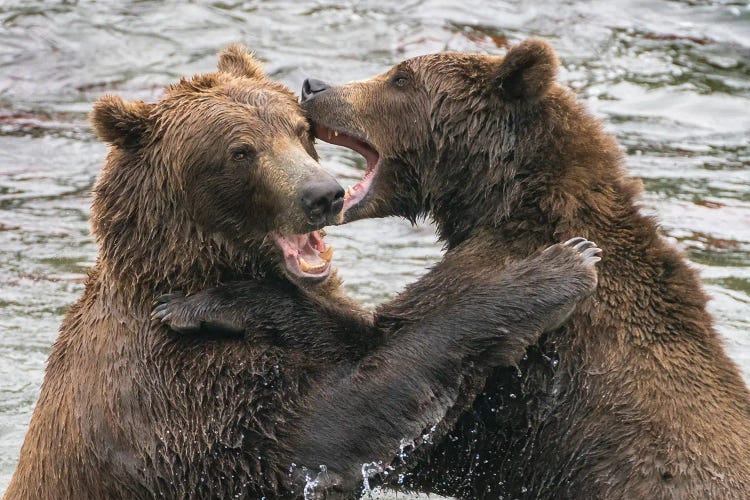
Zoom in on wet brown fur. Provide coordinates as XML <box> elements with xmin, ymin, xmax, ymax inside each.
<box><xmin>302</xmin><ymin>38</ymin><xmax>750</xmax><ymax>499</ymax></box>
<box><xmin>6</xmin><ymin>44</ymin><xmax>602</xmax><ymax>499</ymax></box>
<box><xmin>3</xmin><ymin>45</ymin><xmax>368</xmax><ymax>499</ymax></box>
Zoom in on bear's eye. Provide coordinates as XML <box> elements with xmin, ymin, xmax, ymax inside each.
<box><xmin>230</xmin><ymin>146</ymin><xmax>255</xmax><ymax>162</ymax></box>
<box><xmin>391</xmin><ymin>72</ymin><xmax>410</xmax><ymax>88</ymax></box>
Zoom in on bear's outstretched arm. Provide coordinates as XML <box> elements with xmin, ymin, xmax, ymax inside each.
<box><xmin>280</xmin><ymin>238</ymin><xmax>601</xmax><ymax>496</ymax></box>
<box><xmin>153</xmin><ymin>237</ymin><xmax>597</xmax><ymax>352</ymax></box>
<box><xmin>152</xmin><ymin>280</ymin><xmax>379</xmax><ymax>359</ymax></box>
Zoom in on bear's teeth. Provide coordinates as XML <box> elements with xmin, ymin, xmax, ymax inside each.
<box><xmin>299</xmin><ymin>257</ymin><xmax>325</xmax><ymax>273</ymax></box>
<box><xmin>345</xmin><ymin>186</ymin><xmax>354</xmax><ymax>199</ymax></box>
<box><xmin>334</xmin><ymin>130</ymin><xmax>339</xmax><ymax>137</ymax></box>
<box><xmin>319</xmin><ymin>246</ymin><xmax>334</xmax><ymax>262</ymax></box>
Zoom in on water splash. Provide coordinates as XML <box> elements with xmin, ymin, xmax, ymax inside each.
<box><xmin>360</xmin><ymin>461</ymin><xmax>384</xmax><ymax>497</ymax></box>
<box><xmin>302</xmin><ymin>471</ymin><xmax>318</xmax><ymax>500</ymax></box>
<box><xmin>399</xmin><ymin>437</ymin><xmax>415</xmax><ymax>463</ymax></box>
<box><xmin>300</xmin><ymin>465</ymin><xmax>333</xmax><ymax>500</ymax></box>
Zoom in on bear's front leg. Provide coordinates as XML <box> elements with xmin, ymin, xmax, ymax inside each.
<box><xmin>281</xmin><ymin>239</ymin><xmax>601</xmax><ymax>494</ymax></box>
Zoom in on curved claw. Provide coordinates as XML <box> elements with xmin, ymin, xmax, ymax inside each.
<box><xmin>563</xmin><ymin>236</ymin><xmax>588</xmax><ymax>247</ymax></box>
<box><xmin>582</xmin><ymin>247</ymin><xmax>603</xmax><ymax>258</ymax></box>
<box><xmin>573</xmin><ymin>240</ymin><xmax>596</xmax><ymax>252</ymax></box>
<box><xmin>151</xmin><ymin>304</ymin><xmax>172</xmax><ymax>322</ymax></box>
<box><xmin>156</xmin><ymin>292</ymin><xmax>184</xmax><ymax>304</ymax></box>
<box><xmin>151</xmin><ymin>292</ymin><xmax>187</xmax><ymax>325</ymax></box>
<box><xmin>551</xmin><ymin>237</ymin><xmax>603</xmax><ymax>270</ymax></box>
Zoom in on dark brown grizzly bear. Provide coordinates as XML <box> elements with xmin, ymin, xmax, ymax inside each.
<box><xmin>4</xmin><ymin>44</ymin><xmax>601</xmax><ymax>499</ymax></box>
<box><xmin>295</xmin><ymin>38</ymin><xmax>750</xmax><ymax>499</ymax></box>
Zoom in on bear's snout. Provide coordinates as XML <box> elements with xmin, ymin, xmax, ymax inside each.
<box><xmin>301</xmin><ymin>78</ymin><xmax>331</xmax><ymax>102</ymax></box>
<box><xmin>300</xmin><ymin>175</ymin><xmax>345</xmax><ymax>223</ymax></box>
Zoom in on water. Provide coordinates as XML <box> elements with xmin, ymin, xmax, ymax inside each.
<box><xmin>0</xmin><ymin>0</ymin><xmax>748</xmax><ymax>493</ymax></box>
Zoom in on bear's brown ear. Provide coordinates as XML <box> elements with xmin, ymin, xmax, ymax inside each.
<box><xmin>494</xmin><ymin>38</ymin><xmax>558</xmax><ymax>101</ymax></box>
<box><xmin>217</xmin><ymin>44</ymin><xmax>264</xmax><ymax>79</ymax></box>
<box><xmin>90</xmin><ymin>95</ymin><xmax>153</xmax><ymax>148</ymax></box>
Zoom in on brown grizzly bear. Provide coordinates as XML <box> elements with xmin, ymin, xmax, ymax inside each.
<box><xmin>295</xmin><ymin>39</ymin><xmax>750</xmax><ymax>499</ymax></box>
<box><xmin>4</xmin><ymin>44</ymin><xmax>601</xmax><ymax>499</ymax></box>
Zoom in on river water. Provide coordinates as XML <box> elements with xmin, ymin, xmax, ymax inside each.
<box><xmin>0</xmin><ymin>0</ymin><xmax>748</xmax><ymax>494</ymax></box>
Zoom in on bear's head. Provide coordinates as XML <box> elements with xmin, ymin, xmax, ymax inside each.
<box><xmin>90</xmin><ymin>45</ymin><xmax>343</xmax><ymax>288</ymax></box>
<box><xmin>300</xmin><ymin>39</ymin><xmax>595</xmax><ymax>247</ymax></box>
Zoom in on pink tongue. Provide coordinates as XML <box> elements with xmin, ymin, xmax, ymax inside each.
<box><xmin>275</xmin><ymin>233</ymin><xmax>328</xmax><ymax>270</ymax></box>
<box><xmin>285</xmin><ymin>233</ymin><xmax>325</xmax><ymax>267</ymax></box>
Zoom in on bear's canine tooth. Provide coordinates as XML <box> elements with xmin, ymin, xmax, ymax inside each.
<box><xmin>334</xmin><ymin>130</ymin><xmax>339</xmax><ymax>137</ymax></box>
<box><xmin>319</xmin><ymin>246</ymin><xmax>334</xmax><ymax>262</ymax></box>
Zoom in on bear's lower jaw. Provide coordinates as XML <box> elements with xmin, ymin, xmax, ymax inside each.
<box><xmin>311</xmin><ymin>123</ymin><xmax>381</xmax><ymax>220</ymax></box>
<box><xmin>273</xmin><ymin>230</ymin><xmax>333</xmax><ymax>283</ymax></box>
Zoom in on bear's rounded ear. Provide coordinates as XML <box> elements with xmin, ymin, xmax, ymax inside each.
<box><xmin>90</xmin><ymin>95</ymin><xmax>153</xmax><ymax>148</ymax></box>
<box><xmin>493</xmin><ymin>38</ymin><xmax>558</xmax><ymax>101</ymax></box>
<box><xmin>217</xmin><ymin>44</ymin><xmax>264</xmax><ymax>79</ymax></box>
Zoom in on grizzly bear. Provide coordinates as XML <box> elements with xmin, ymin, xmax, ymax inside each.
<box><xmin>4</xmin><ymin>45</ymin><xmax>601</xmax><ymax>499</ymax></box>
<box><xmin>294</xmin><ymin>39</ymin><xmax>750</xmax><ymax>499</ymax></box>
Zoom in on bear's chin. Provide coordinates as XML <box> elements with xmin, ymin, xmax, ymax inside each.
<box><xmin>273</xmin><ymin>230</ymin><xmax>334</xmax><ymax>283</ymax></box>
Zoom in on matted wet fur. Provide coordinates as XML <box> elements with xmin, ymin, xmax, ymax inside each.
<box><xmin>4</xmin><ymin>45</ymin><xmax>600</xmax><ymax>499</ymax></box>
<box><xmin>298</xmin><ymin>38</ymin><xmax>750</xmax><ymax>499</ymax></box>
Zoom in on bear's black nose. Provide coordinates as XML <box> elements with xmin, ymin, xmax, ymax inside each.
<box><xmin>301</xmin><ymin>78</ymin><xmax>331</xmax><ymax>102</ymax></box>
<box><xmin>301</xmin><ymin>178</ymin><xmax>345</xmax><ymax>221</ymax></box>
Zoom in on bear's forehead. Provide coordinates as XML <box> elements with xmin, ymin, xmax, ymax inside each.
<box><xmin>162</xmin><ymin>86</ymin><xmax>303</xmax><ymax>123</ymax></box>
<box><xmin>152</xmin><ymin>94</ymin><xmax>306</xmax><ymax>147</ymax></box>
<box><xmin>224</xmin><ymin>80</ymin><xmax>297</xmax><ymax>106</ymax></box>
<box><xmin>164</xmin><ymin>74</ymin><xmax>300</xmax><ymax>113</ymax></box>
<box><xmin>406</xmin><ymin>52</ymin><xmax>497</xmax><ymax>75</ymax></box>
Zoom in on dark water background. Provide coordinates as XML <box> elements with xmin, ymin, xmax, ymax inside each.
<box><xmin>0</xmin><ymin>0</ymin><xmax>748</xmax><ymax>492</ymax></box>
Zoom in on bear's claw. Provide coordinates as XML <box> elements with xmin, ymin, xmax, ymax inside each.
<box><xmin>151</xmin><ymin>292</ymin><xmax>190</xmax><ymax>328</ymax></box>
<box><xmin>561</xmin><ymin>237</ymin><xmax>602</xmax><ymax>268</ymax></box>
<box><xmin>153</xmin><ymin>292</ymin><xmax>184</xmax><ymax>306</ymax></box>
<box><xmin>542</xmin><ymin>237</ymin><xmax>602</xmax><ymax>293</ymax></box>
<box><xmin>535</xmin><ymin>237</ymin><xmax>602</xmax><ymax>331</ymax></box>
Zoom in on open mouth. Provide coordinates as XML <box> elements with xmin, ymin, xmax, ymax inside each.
<box><xmin>273</xmin><ymin>230</ymin><xmax>333</xmax><ymax>282</ymax></box>
<box><xmin>312</xmin><ymin>124</ymin><xmax>381</xmax><ymax>218</ymax></box>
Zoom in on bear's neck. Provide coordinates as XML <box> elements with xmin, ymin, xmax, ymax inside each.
<box><xmin>432</xmin><ymin>87</ymin><xmax>650</xmax><ymax>259</ymax></box>
<box><xmin>427</xmin><ymin>87</ymin><xmax>714</xmax><ymax>357</ymax></box>
<box><xmin>89</xmin><ymin>150</ymin><xmax>275</xmax><ymax>302</ymax></box>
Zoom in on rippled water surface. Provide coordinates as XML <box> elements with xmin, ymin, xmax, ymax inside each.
<box><xmin>1</xmin><ymin>0</ymin><xmax>749</xmax><ymax>493</ymax></box>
